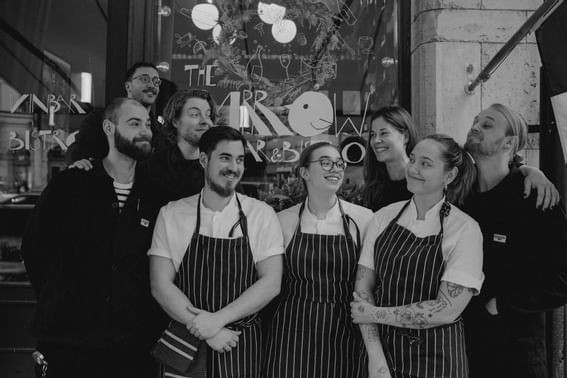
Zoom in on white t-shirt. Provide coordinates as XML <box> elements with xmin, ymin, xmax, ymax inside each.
<box><xmin>148</xmin><ymin>191</ymin><xmax>285</xmax><ymax>271</ymax></box>
<box><xmin>278</xmin><ymin>198</ymin><xmax>374</xmax><ymax>249</ymax></box>
<box><xmin>358</xmin><ymin>198</ymin><xmax>484</xmax><ymax>294</ymax></box>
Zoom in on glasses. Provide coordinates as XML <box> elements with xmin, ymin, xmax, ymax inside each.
<box><xmin>308</xmin><ymin>158</ymin><xmax>347</xmax><ymax>171</ymax></box>
<box><xmin>131</xmin><ymin>74</ymin><xmax>162</xmax><ymax>87</ymax></box>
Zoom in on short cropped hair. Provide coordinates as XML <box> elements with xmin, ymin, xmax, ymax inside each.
<box><xmin>124</xmin><ymin>62</ymin><xmax>159</xmax><ymax>82</ymax></box>
<box><xmin>198</xmin><ymin>126</ymin><xmax>246</xmax><ymax>156</ymax></box>
<box><xmin>103</xmin><ymin>97</ymin><xmax>144</xmax><ymax>124</ymax></box>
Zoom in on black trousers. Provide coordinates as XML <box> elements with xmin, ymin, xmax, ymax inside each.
<box><xmin>466</xmin><ymin>311</ymin><xmax>548</xmax><ymax>378</ymax></box>
<box><xmin>35</xmin><ymin>339</ymin><xmax>159</xmax><ymax>378</ymax></box>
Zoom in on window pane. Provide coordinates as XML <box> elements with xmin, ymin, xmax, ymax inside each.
<box><xmin>157</xmin><ymin>0</ymin><xmax>399</xmax><ymax>209</ymax></box>
<box><xmin>0</xmin><ymin>0</ymin><xmax>107</xmax><ymax>193</ymax></box>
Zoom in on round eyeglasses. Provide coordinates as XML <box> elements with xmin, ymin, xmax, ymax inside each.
<box><xmin>131</xmin><ymin>74</ymin><xmax>162</xmax><ymax>87</ymax></box>
<box><xmin>308</xmin><ymin>158</ymin><xmax>347</xmax><ymax>171</ymax></box>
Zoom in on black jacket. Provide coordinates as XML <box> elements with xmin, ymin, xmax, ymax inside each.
<box><xmin>462</xmin><ymin>168</ymin><xmax>567</xmax><ymax>377</ymax></box>
<box><xmin>21</xmin><ymin>161</ymin><xmax>165</xmax><ymax>348</ymax></box>
<box><xmin>140</xmin><ymin>144</ymin><xmax>205</xmax><ymax>207</ymax></box>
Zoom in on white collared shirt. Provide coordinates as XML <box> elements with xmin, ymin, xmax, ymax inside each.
<box><xmin>278</xmin><ymin>198</ymin><xmax>374</xmax><ymax>249</ymax></box>
<box><xmin>149</xmin><ymin>191</ymin><xmax>285</xmax><ymax>271</ymax></box>
<box><xmin>358</xmin><ymin>198</ymin><xmax>485</xmax><ymax>294</ymax></box>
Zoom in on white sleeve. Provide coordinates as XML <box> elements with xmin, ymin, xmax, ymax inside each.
<box><xmin>357</xmin><ymin>208</ymin><xmax>375</xmax><ymax>242</ymax></box>
<box><xmin>358</xmin><ymin>212</ymin><xmax>386</xmax><ymax>270</ymax></box>
<box><xmin>252</xmin><ymin>206</ymin><xmax>285</xmax><ymax>263</ymax></box>
<box><xmin>148</xmin><ymin>206</ymin><xmax>183</xmax><ymax>271</ymax></box>
<box><xmin>441</xmin><ymin>220</ymin><xmax>484</xmax><ymax>294</ymax></box>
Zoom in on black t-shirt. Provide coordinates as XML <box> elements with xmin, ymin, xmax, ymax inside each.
<box><xmin>461</xmin><ymin>168</ymin><xmax>567</xmax><ymax>372</ymax></box>
<box><xmin>367</xmin><ymin>178</ymin><xmax>412</xmax><ymax>212</ymax></box>
<box><xmin>140</xmin><ymin>144</ymin><xmax>205</xmax><ymax>207</ymax></box>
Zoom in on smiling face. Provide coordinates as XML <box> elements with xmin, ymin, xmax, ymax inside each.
<box><xmin>369</xmin><ymin>116</ymin><xmax>408</xmax><ymax>164</ymax></box>
<box><xmin>107</xmin><ymin>101</ymin><xmax>153</xmax><ymax>161</ymax></box>
<box><xmin>125</xmin><ymin>66</ymin><xmax>160</xmax><ymax>107</ymax></box>
<box><xmin>287</xmin><ymin>92</ymin><xmax>334</xmax><ymax>137</ymax></box>
<box><xmin>465</xmin><ymin>107</ymin><xmax>512</xmax><ymax>159</ymax></box>
<box><xmin>406</xmin><ymin>139</ymin><xmax>456</xmax><ymax>198</ymax></box>
<box><xmin>174</xmin><ymin>97</ymin><xmax>213</xmax><ymax>146</ymax></box>
<box><xmin>300</xmin><ymin>145</ymin><xmax>345</xmax><ymax>195</ymax></box>
<box><xmin>201</xmin><ymin>140</ymin><xmax>245</xmax><ymax>197</ymax></box>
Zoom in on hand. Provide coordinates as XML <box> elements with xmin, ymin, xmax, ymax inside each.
<box><xmin>369</xmin><ymin>361</ymin><xmax>391</xmax><ymax>378</ymax></box>
<box><xmin>485</xmin><ymin>297</ymin><xmax>498</xmax><ymax>315</ymax></box>
<box><xmin>69</xmin><ymin>158</ymin><xmax>93</xmax><ymax>171</ymax></box>
<box><xmin>522</xmin><ymin>166</ymin><xmax>560</xmax><ymax>210</ymax></box>
<box><xmin>186</xmin><ymin>304</ymin><xmax>225</xmax><ymax>339</ymax></box>
<box><xmin>351</xmin><ymin>292</ymin><xmax>378</xmax><ymax>324</ymax></box>
<box><xmin>205</xmin><ymin>328</ymin><xmax>241</xmax><ymax>353</ymax></box>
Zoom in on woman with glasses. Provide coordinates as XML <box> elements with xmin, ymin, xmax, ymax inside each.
<box><xmin>263</xmin><ymin>142</ymin><xmax>373</xmax><ymax>378</ymax></box>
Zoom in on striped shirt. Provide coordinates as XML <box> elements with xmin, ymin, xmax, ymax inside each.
<box><xmin>113</xmin><ymin>180</ymin><xmax>133</xmax><ymax>211</ymax></box>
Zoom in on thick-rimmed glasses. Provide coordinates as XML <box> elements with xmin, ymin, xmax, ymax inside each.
<box><xmin>131</xmin><ymin>74</ymin><xmax>162</xmax><ymax>87</ymax></box>
<box><xmin>308</xmin><ymin>158</ymin><xmax>347</xmax><ymax>171</ymax></box>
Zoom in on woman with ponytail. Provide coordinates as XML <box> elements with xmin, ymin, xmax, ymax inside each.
<box><xmin>363</xmin><ymin>105</ymin><xmax>559</xmax><ymax>212</ymax></box>
<box><xmin>352</xmin><ymin>134</ymin><xmax>483</xmax><ymax>378</ymax></box>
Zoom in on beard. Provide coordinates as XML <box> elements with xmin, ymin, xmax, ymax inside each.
<box><xmin>114</xmin><ymin>130</ymin><xmax>152</xmax><ymax>160</ymax></box>
<box><xmin>465</xmin><ymin>135</ymin><xmax>505</xmax><ymax>158</ymax></box>
<box><xmin>206</xmin><ymin>169</ymin><xmax>240</xmax><ymax>197</ymax></box>
<box><xmin>183</xmin><ymin>132</ymin><xmax>201</xmax><ymax>147</ymax></box>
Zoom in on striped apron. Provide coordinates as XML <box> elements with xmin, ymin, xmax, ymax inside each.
<box><xmin>163</xmin><ymin>194</ymin><xmax>262</xmax><ymax>378</ymax></box>
<box><xmin>264</xmin><ymin>200</ymin><xmax>367</xmax><ymax>378</ymax></box>
<box><xmin>374</xmin><ymin>200</ymin><xmax>467</xmax><ymax>378</ymax></box>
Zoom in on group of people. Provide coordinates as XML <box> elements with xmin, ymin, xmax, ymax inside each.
<box><xmin>21</xmin><ymin>61</ymin><xmax>567</xmax><ymax>378</ymax></box>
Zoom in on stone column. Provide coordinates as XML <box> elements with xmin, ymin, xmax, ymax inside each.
<box><xmin>410</xmin><ymin>0</ymin><xmax>542</xmax><ymax>147</ymax></box>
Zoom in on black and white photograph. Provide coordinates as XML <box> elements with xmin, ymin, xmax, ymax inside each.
<box><xmin>1</xmin><ymin>0</ymin><xmax>567</xmax><ymax>377</ymax></box>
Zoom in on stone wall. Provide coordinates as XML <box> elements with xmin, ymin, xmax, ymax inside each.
<box><xmin>410</xmin><ymin>0</ymin><xmax>542</xmax><ymax>166</ymax></box>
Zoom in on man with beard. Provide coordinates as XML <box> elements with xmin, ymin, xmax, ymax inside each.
<box><xmin>149</xmin><ymin>126</ymin><xmax>284</xmax><ymax>378</ymax></box>
<box><xmin>67</xmin><ymin>61</ymin><xmax>169</xmax><ymax>162</ymax></box>
<box><xmin>141</xmin><ymin>89</ymin><xmax>215</xmax><ymax>205</ymax></box>
<box><xmin>22</xmin><ymin>98</ymin><xmax>165</xmax><ymax>378</ymax></box>
<box><xmin>461</xmin><ymin>103</ymin><xmax>567</xmax><ymax>378</ymax></box>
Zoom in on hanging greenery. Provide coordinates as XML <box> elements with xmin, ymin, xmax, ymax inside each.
<box><xmin>196</xmin><ymin>0</ymin><xmax>352</xmax><ymax>106</ymax></box>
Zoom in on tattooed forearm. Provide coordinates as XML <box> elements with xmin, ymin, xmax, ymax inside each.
<box><xmin>365</xmin><ymin>282</ymin><xmax>474</xmax><ymax>329</ymax></box>
<box><xmin>356</xmin><ymin>265</ymin><xmax>371</xmax><ymax>282</ymax></box>
<box><xmin>365</xmin><ymin>324</ymin><xmax>381</xmax><ymax>342</ymax></box>
<box><xmin>372</xmin><ymin>308</ymin><xmax>389</xmax><ymax>321</ymax></box>
<box><xmin>447</xmin><ymin>282</ymin><xmax>465</xmax><ymax>298</ymax></box>
<box><xmin>356</xmin><ymin>290</ymin><xmax>371</xmax><ymax>302</ymax></box>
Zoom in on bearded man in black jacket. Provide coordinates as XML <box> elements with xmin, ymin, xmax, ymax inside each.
<box><xmin>22</xmin><ymin>98</ymin><xmax>165</xmax><ymax>378</ymax></box>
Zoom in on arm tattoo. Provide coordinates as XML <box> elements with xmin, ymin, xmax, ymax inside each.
<box><xmin>356</xmin><ymin>265</ymin><xmax>371</xmax><ymax>282</ymax></box>
<box><xmin>393</xmin><ymin>307</ymin><xmax>429</xmax><ymax>328</ymax></box>
<box><xmin>447</xmin><ymin>282</ymin><xmax>465</xmax><ymax>298</ymax></box>
<box><xmin>372</xmin><ymin>309</ymin><xmax>388</xmax><ymax>321</ymax></box>
<box><xmin>366</xmin><ymin>324</ymin><xmax>380</xmax><ymax>342</ymax></box>
<box><xmin>356</xmin><ymin>290</ymin><xmax>371</xmax><ymax>302</ymax></box>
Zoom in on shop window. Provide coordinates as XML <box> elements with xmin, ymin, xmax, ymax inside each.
<box><xmin>0</xmin><ymin>0</ymin><xmax>107</xmax><ymax>194</ymax></box>
<box><xmin>156</xmin><ymin>0</ymin><xmax>401</xmax><ymax>209</ymax></box>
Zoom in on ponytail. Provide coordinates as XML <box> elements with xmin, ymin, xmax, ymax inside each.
<box><xmin>423</xmin><ymin>134</ymin><xmax>476</xmax><ymax>206</ymax></box>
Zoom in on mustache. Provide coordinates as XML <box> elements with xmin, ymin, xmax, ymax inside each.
<box><xmin>143</xmin><ymin>88</ymin><xmax>158</xmax><ymax>95</ymax></box>
<box><xmin>133</xmin><ymin>136</ymin><xmax>152</xmax><ymax>143</ymax></box>
<box><xmin>220</xmin><ymin>169</ymin><xmax>240</xmax><ymax>176</ymax></box>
